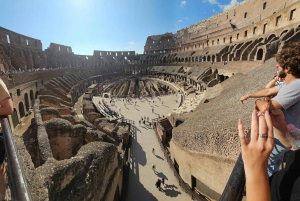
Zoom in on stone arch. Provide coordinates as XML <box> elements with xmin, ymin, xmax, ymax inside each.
<box><xmin>256</xmin><ymin>48</ymin><xmax>264</xmax><ymax>60</ymax></box>
<box><xmin>207</xmin><ymin>55</ymin><xmax>211</xmax><ymax>62</ymax></box>
<box><xmin>212</xmin><ymin>55</ymin><xmax>216</xmax><ymax>62</ymax></box>
<box><xmin>219</xmin><ymin>74</ymin><xmax>225</xmax><ymax>82</ymax></box>
<box><xmin>163</xmin><ymin>56</ymin><xmax>166</xmax><ymax>63</ymax></box>
<box><xmin>296</xmin><ymin>24</ymin><xmax>300</xmax><ymax>32</ymax></box>
<box><xmin>19</xmin><ymin>102</ymin><xmax>25</xmax><ymax>118</ymax></box>
<box><xmin>24</xmin><ymin>93</ymin><xmax>29</xmax><ymax>111</ymax></box>
<box><xmin>185</xmin><ymin>57</ymin><xmax>188</xmax><ymax>62</ymax></box>
<box><xmin>267</xmin><ymin>34</ymin><xmax>276</xmax><ymax>42</ymax></box>
<box><xmin>280</xmin><ymin>30</ymin><xmax>289</xmax><ymax>37</ymax></box>
<box><xmin>229</xmin><ymin>54</ymin><xmax>234</xmax><ymax>61</ymax></box>
<box><xmin>202</xmin><ymin>56</ymin><xmax>206</xmax><ymax>62</ymax></box>
<box><xmin>11</xmin><ymin>108</ymin><xmax>19</xmax><ymax>128</ymax></box>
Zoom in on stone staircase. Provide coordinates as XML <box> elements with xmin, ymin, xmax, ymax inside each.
<box><xmin>158</xmin><ymin>118</ymin><xmax>172</xmax><ymax>131</ymax></box>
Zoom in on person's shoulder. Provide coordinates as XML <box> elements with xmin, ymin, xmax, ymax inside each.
<box><xmin>289</xmin><ymin>79</ymin><xmax>300</xmax><ymax>87</ymax></box>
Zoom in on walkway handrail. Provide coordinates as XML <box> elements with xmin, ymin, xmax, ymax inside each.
<box><xmin>219</xmin><ymin>130</ymin><xmax>251</xmax><ymax>201</ymax></box>
<box><xmin>1</xmin><ymin>116</ymin><xmax>33</xmax><ymax>201</ymax></box>
<box><xmin>219</xmin><ymin>154</ymin><xmax>245</xmax><ymax>201</ymax></box>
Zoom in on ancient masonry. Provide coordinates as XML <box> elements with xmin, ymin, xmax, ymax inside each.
<box><xmin>0</xmin><ymin>0</ymin><xmax>300</xmax><ymax>200</ymax></box>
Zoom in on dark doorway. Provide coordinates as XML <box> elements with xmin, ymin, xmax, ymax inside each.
<box><xmin>30</xmin><ymin>90</ymin><xmax>34</xmax><ymax>106</ymax></box>
<box><xmin>19</xmin><ymin>102</ymin><xmax>25</xmax><ymax>118</ymax></box>
<box><xmin>24</xmin><ymin>93</ymin><xmax>29</xmax><ymax>111</ymax></box>
<box><xmin>257</xmin><ymin>49</ymin><xmax>263</xmax><ymax>60</ymax></box>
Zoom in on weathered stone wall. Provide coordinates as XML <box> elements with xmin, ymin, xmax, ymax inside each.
<box><xmin>29</xmin><ymin>90</ymin><xmax>124</xmax><ymax>201</ymax></box>
<box><xmin>170</xmin><ymin>140</ymin><xmax>235</xmax><ymax>200</ymax></box>
<box><xmin>0</xmin><ymin>26</ymin><xmax>42</xmax><ymax>50</ymax></box>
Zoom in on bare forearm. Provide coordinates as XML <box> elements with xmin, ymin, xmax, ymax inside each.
<box><xmin>265</xmin><ymin>79</ymin><xmax>276</xmax><ymax>89</ymax></box>
<box><xmin>248</xmin><ymin>88</ymin><xmax>276</xmax><ymax>98</ymax></box>
<box><xmin>240</xmin><ymin>87</ymin><xmax>278</xmax><ymax>103</ymax></box>
<box><xmin>246</xmin><ymin>171</ymin><xmax>271</xmax><ymax>201</ymax></box>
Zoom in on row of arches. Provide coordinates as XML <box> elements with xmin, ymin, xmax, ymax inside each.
<box><xmin>11</xmin><ymin>90</ymin><xmax>39</xmax><ymax>128</ymax></box>
<box><xmin>136</xmin><ymin>26</ymin><xmax>300</xmax><ymax>65</ymax></box>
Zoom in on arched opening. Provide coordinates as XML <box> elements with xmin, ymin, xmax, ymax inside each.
<box><xmin>219</xmin><ymin>74</ymin><xmax>225</xmax><ymax>82</ymax></box>
<box><xmin>35</xmin><ymin>91</ymin><xmax>39</xmax><ymax>99</ymax></box>
<box><xmin>207</xmin><ymin>56</ymin><xmax>211</xmax><ymax>62</ymax></box>
<box><xmin>212</xmin><ymin>55</ymin><xmax>215</xmax><ymax>62</ymax></box>
<box><xmin>296</xmin><ymin>25</ymin><xmax>300</xmax><ymax>32</ymax></box>
<box><xmin>11</xmin><ymin>108</ymin><xmax>19</xmax><ymax>128</ymax></box>
<box><xmin>267</xmin><ymin>34</ymin><xmax>276</xmax><ymax>42</ymax></box>
<box><xmin>24</xmin><ymin>93</ymin><xmax>29</xmax><ymax>111</ymax></box>
<box><xmin>30</xmin><ymin>90</ymin><xmax>34</xmax><ymax>105</ymax></box>
<box><xmin>280</xmin><ymin>30</ymin><xmax>288</xmax><ymax>37</ymax></box>
<box><xmin>256</xmin><ymin>49</ymin><xmax>263</xmax><ymax>60</ymax></box>
<box><xmin>163</xmin><ymin>56</ymin><xmax>166</xmax><ymax>63</ymax></box>
<box><xmin>19</xmin><ymin>102</ymin><xmax>25</xmax><ymax>118</ymax></box>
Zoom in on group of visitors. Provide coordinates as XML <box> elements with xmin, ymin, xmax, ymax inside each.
<box><xmin>239</xmin><ymin>42</ymin><xmax>300</xmax><ymax>200</ymax></box>
<box><xmin>139</xmin><ymin>116</ymin><xmax>152</xmax><ymax>128</ymax></box>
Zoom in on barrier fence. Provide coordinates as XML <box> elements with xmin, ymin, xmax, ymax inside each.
<box><xmin>1</xmin><ymin>116</ymin><xmax>32</xmax><ymax>201</ymax></box>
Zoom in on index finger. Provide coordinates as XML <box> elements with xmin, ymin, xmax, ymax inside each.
<box><xmin>251</xmin><ymin>110</ymin><xmax>259</xmax><ymax>141</ymax></box>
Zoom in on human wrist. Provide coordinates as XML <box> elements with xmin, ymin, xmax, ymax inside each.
<box><xmin>244</xmin><ymin>164</ymin><xmax>268</xmax><ymax>179</ymax></box>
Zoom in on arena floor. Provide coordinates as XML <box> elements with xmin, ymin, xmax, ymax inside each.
<box><xmin>95</xmin><ymin>94</ymin><xmax>190</xmax><ymax>201</ymax></box>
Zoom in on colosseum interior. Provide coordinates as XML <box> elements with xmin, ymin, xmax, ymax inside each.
<box><xmin>1</xmin><ymin>0</ymin><xmax>300</xmax><ymax>200</ymax></box>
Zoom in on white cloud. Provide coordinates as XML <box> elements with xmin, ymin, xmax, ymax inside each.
<box><xmin>205</xmin><ymin>0</ymin><xmax>219</xmax><ymax>4</ymax></box>
<box><xmin>203</xmin><ymin>0</ymin><xmax>239</xmax><ymax>11</ymax></box>
<box><xmin>128</xmin><ymin>41</ymin><xmax>135</xmax><ymax>45</ymax></box>
<box><xmin>218</xmin><ymin>0</ymin><xmax>239</xmax><ymax>11</ymax></box>
<box><xmin>212</xmin><ymin>9</ymin><xmax>217</xmax><ymax>13</ymax></box>
<box><xmin>177</xmin><ymin>19</ymin><xmax>183</xmax><ymax>23</ymax></box>
<box><xmin>180</xmin><ymin>1</ymin><xmax>187</xmax><ymax>7</ymax></box>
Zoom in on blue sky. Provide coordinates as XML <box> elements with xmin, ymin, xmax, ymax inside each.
<box><xmin>0</xmin><ymin>0</ymin><xmax>240</xmax><ymax>55</ymax></box>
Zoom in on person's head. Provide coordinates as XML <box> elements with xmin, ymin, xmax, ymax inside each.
<box><xmin>275</xmin><ymin>42</ymin><xmax>300</xmax><ymax>78</ymax></box>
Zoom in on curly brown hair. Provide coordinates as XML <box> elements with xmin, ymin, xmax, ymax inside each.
<box><xmin>276</xmin><ymin>42</ymin><xmax>300</xmax><ymax>78</ymax></box>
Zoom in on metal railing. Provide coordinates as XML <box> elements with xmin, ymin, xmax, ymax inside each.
<box><xmin>219</xmin><ymin>130</ymin><xmax>251</xmax><ymax>201</ymax></box>
<box><xmin>1</xmin><ymin>116</ymin><xmax>33</xmax><ymax>201</ymax></box>
<box><xmin>219</xmin><ymin>154</ymin><xmax>245</xmax><ymax>201</ymax></box>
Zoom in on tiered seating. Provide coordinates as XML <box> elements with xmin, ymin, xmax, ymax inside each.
<box><xmin>92</xmin><ymin>97</ymin><xmax>119</xmax><ymax>119</ymax></box>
